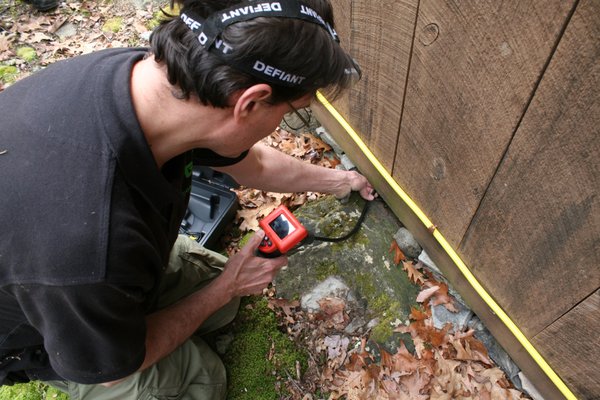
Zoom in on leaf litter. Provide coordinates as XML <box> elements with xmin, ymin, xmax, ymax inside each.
<box><xmin>268</xmin><ymin>256</ymin><xmax>530</xmax><ymax>399</ymax></box>
<box><xmin>1</xmin><ymin>2</ymin><xmax>529</xmax><ymax>398</ymax></box>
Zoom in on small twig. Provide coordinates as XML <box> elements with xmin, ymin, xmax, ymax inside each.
<box><xmin>284</xmin><ymin>370</ymin><xmax>304</xmax><ymax>393</ymax></box>
<box><xmin>295</xmin><ymin>360</ymin><xmax>301</xmax><ymax>381</ymax></box>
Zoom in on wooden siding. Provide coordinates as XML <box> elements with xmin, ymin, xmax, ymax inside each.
<box><xmin>460</xmin><ymin>0</ymin><xmax>600</xmax><ymax>393</ymax></box>
<box><xmin>392</xmin><ymin>0</ymin><xmax>575</xmax><ymax>246</ymax></box>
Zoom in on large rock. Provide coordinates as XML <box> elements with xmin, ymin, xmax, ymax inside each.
<box><xmin>300</xmin><ymin>276</ymin><xmax>356</xmax><ymax>312</ymax></box>
<box><xmin>393</xmin><ymin>227</ymin><xmax>422</xmax><ymax>259</ymax></box>
<box><xmin>275</xmin><ymin>194</ymin><xmax>419</xmax><ymax>348</ymax></box>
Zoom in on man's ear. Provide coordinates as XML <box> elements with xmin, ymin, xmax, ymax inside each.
<box><xmin>233</xmin><ymin>84</ymin><xmax>273</xmax><ymax>121</ymax></box>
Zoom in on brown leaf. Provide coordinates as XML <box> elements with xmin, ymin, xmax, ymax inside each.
<box><xmin>429</xmin><ymin>282</ymin><xmax>458</xmax><ymax>312</ymax></box>
<box><xmin>389</xmin><ymin>240</ymin><xmax>406</xmax><ymax>264</ymax></box>
<box><xmin>410</xmin><ymin>306</ymin><xmax>429</xmax><ymax>321</ymax></box>
<box><xmin>387</xmin><ymin>342</ymin><xmax>422</xmax><ymax>374</ymax></box>
<box><xmin>130</xmin><ymin>19</ymin><xmax>147</xmax><ymax>34</ymax></box>
<box><xmin>49</xmin><ymin>16</ymin><xmax>68</xmax><ymax>33</ymax></box>
<box><xmin>279</xmin><ymin>137</ymin><xmax>307</xmax><ymax>157</ymax></box>
<box><xmin>325</xmin><ymin>156</ymin><xmax>341</xmax><ymax>169</ymax></box>
<box><xmin>427</xmin><ymin>323</ymin><xmax>451</xmax><ymax>348</ymax></box>
<box><xmin>402</xmin><ymin>260</ymin><xmax>425</xmax><ymax>284</ymax></box>
<box><xmin>267</xmin><ymin>340</ymin><xmax>275</xmax><ymax>361</ymax></box>
<box><xmin>0</xmin><ymin>34</ymin><xmax>11</xmax><ymax>53</ymax></box>
<box><xmin>463</xmin><ymin>336</ymin><xmax>493</xmax><ymax>366</ymax></box>
<box><xmin>323</xmin><ymin>335</ymin><xmax>350</xmax><ymax>369</ymax></box>
<box><xmin>416</xmin><ymin>285</ymin><xmax>440</xmax><ymax>303</ymax></box>
<box><xmin>318</xmin><ymin>297</ymin><xmax>345</xmax><ymax>316</ymax></box>
<box><xmin>267</xmin><ymin>298</ymin><xmax>300</xmax><ymax>325</ymax></box>
<box><xmin>236</xmin><ymin>208</ymin><xmax>260</xmax><ymax>232</ymax></box>
<box><xmin>27</xmin><ymin>32</ymin><xmax>53</xmax><ymax>43</ymax></box>
<box><xmin>317</xmin><ymin>297</ymin><xmax>349</xmax><ymax>328</ymax></box>
<box><xmin>401</xmin><ymin>370</ymin><xmax>433</xmax><ymax>400</ymax></box>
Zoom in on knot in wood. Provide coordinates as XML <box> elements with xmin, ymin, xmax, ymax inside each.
<box><xmin>419</xmin><ymin>23</ymin><xmax>440</xmax><ymax>46</ymax></box>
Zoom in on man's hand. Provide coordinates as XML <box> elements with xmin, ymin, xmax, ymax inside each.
<box><xmin>216</xmin><ymin>144</ymin><xmax>376</xmax><ymax>202</ymax></box>
<box><xmin>220</xmin><ymin>230</ymin><xmax>288</xmax><ymax>297</ymax></box>
<box><xmin>130</xmin><ymin>230</ymin><xmax>286</xmax><ymax>382</ymax></box>
<box><xmin>332</xmin><ymin>170</ymin><xmax>376</xmax><ymax>201</ymax></box>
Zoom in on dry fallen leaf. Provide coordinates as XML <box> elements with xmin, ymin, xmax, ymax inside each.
<box><xmin>0</xmin><ymin>34</ymin><xmax>15</xmax><ymax>53</ymax></box>
<box><xmin>429</xmin><ymin>282</ymin><xmax>458</xmax><ymax>312</ymax></box>
<box><xmin>416</xmin><ymin>285</ymin><xmax>440</xmax><ymax>303</ymax></box>
<box><xmin>403</xmin><ymin>260</ymin><xmax>425</xmax><ymax>284</ymax></box>
<box><xmin>389</xmin><ymin>240</ymin><xmax>407</xmax><ymax>265</ymax></box>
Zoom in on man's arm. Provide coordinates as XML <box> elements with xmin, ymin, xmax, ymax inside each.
<box><xmin>215</xmin><ymin>143</ymin><xmax>375</xmax><ymax>200</ymax></box>
<box><xmin>103</xmin><ymin>231</ymin><xmax>286</xmax><ymax>386</ymax></box>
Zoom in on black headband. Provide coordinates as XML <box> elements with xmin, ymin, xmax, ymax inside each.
<box><xmin>179</xmin><ymin>0</ymin><xmax>343</xmax><ymax>87</ymax></box>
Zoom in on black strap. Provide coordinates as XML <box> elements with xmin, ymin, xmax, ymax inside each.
<box><xmin>179</xmin><ymin>0</ymin><xmax>340</xmax><ymax>87</ymax></box>
<box><xmin>182</xmin><ymin>0</ymin><xmax>339</xmax><ymax>48</ymax></box>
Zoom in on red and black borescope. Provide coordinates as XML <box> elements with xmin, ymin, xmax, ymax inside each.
<box><xmin>257</xmin><ymin>205</ymin><xmax>309</xmax><ymax>257</ymax></box>
<box><xmin>256</xmin><ymin>199</ymin><xmax>371</xmax><ymax>258</ymax></box>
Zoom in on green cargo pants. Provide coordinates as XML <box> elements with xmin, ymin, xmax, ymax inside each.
<box><xmin>47</xmin><ymin>235</ymin><xmax>240</xmax><ymax>400</ymax></box>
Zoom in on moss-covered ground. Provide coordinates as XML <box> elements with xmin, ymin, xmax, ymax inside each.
<box><xmin>0</xmin><ymin>382</ymin><xmax>68</xmax><ymax>400</ymax></box>
<box><xmin>223</xmin><ymin>296</ymin><xmax>308</xmax><ymax>400</ymax></box>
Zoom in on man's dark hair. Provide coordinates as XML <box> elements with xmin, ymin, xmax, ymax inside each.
<box><xmin>150</xmin><ymin>0</ymin><xmax>357</xmax><ymax>107</ymax></box>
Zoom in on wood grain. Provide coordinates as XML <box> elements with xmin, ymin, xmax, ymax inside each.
<box><xmin>392</xmin><ymin>0</ymin><xmax>575</xmax><ymax>246</ymax></box>
<box><xmin>328</xmin><ymin>0</ymin><xmax>352</xmax><ymax>117</ymax></box>
<box><xmin>533</xmin><ymin>290</ymin><xmax>600</xmax><ymax>400</ymax></box>
<box><xmin>460</xmin><ymin>0</ymin><xmax>600</xmax><ymax>338</ymax></box>
<box><xmin>331</xmin><ymin>0</ymin><xmax>419</xmax><ymax>172</ymax></box>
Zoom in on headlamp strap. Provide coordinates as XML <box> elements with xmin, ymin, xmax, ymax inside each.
<box><xmin>179</xmin><ymin>0</ymin><xmax>341</xmax><ymax>87</ymax></box>
<box><xmin>182</xmin><ymin>0</ymin><xmax>339</xmax><ymax>47</ymax></box>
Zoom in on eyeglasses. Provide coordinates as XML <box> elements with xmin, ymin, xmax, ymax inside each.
<box><xmin>283</xmin><ymin>101</ymin><xmax>313</xmax><ymax>131</ymax></box>
<box><xmin>346</xmin><ymin>57</ymin><xmax>362</xmax><ymax>85</ymax></box>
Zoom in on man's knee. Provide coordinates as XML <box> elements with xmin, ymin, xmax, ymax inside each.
<box><xmin>148</xmin><ymin>338</ymin><xmax>227</xmax><ymax>398</ymax></box>
<box><xmin>63</xmin><ymin>338</ymin><xmax>227</xmax><ymax>400</ymax></box>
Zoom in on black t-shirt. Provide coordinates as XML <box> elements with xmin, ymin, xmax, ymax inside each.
<box><xmin>0</xmin><ymin>48</ymin><xmax>246</xmax><ymax>384</ymax></box>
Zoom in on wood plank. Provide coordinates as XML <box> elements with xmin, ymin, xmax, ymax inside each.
<box><xmin>533</xmin><ymin>290</ymin><xmax>600</xmax><ymax>400</ymax></box>
<box><xmin>392</xmin><ymin>0</ymin><xmax>575</xmax><ymax>246</ymax></box>
<box><xmin>332</xmin><ymin>0</ymin><xmax>418</xmax><ymax>172</ymax></box>
<box><xmin>328</xmin><ymin>0</ymin><xmax>352</xmax><ymax>117</ymax></box>
<box><xmin>460</xmin><ymin>0</ymin><xmax>600</xmax><ymax>338</ymax></box>
<box><xmin>312</xmin><ymin>99</ymin><xmax>566</xmax><ymax>400</ymax></box>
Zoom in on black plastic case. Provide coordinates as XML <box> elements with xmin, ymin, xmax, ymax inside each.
<box><xmin>179</xmin><ymin>166</ymin><xmax>239</xmax><ymax>250</ymax></box>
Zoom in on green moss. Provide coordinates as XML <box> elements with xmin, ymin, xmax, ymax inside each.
<box><xmin>224</xmin><ymin>297</ymin><xmax>307</xmax><ymax>400</ymax></box>
<box><xmin>370</xmin><ymin>295</ymin><xmax>402</xmax><ymax>342</ymax></box>
<box><xmin>331</xmin><ymin>231</ymin><xmax>369</xmax><ymax>252</ymax></box>
<box><xmin>0</xmin><ymin>65</ymin><xmax>19</xmax><ymax>83</ymax></box>
<box><xmin>371</xmin><ymin>310</ymin><xmax>397</xmax><ymax>343</ymax></box>
<box><xmin>351</xmin><ymin>274</ymin><xmax>409</xmax><ymax>344</ymax></box>
<box><xmin>16</xmin><ymin>47</ymin><xmax>37</xmax><ymax>62</ymax></box>
<box><xmin>320</xmin><ymin>212</ymin><xmax>358</xmax><ymax>239</ymax></box>
<box><xmin>314</xmin><ymin>260</ymin><xmax>340</xmax><ymax>281</ymax></box>
<box><xmin>102</xmin><ymin>17</ymin><xmax>123</xmax><ymax>33</ymax></box>
<box><xmin>0</xmin><ymin>382</ymin><xmax>68</xmax><ymax>400</ymax></box>
<box><xmin>146</xmin><ymin>4</ymin><xmax>180</xmax><ymax>30</ymax></box>
<box><xmin>353</xmin><ymin>272</ymin><xmax>377</xmax><ymax>299</ymax></box>
<box><xmin>238</xmin><ymin>231</ymin><xmax>253</xmax><ymax>249</ymax></box>
<box><xmin>46</xmin><ymin>386</ymin><xmax>68</xmax><ymax>399</ymax></box>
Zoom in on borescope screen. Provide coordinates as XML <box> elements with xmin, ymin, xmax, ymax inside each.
<box><xmin>269</xmin><ymin>214</ymin><xmax>296</xmax><ymax>239</ymax></box>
